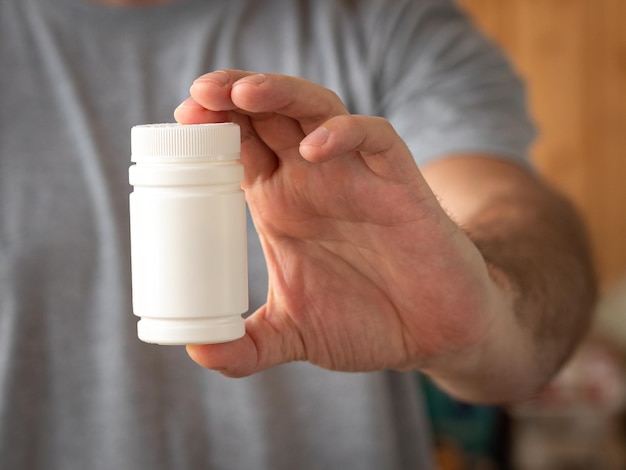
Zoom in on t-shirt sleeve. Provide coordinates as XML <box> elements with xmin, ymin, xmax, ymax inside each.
<box><xmin>373</xmin><ymin>1</ymin><xmax>536</xmax><ymax>168</ymax></box>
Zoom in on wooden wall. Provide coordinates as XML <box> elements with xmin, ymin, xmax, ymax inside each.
<box><xmin>458</xmin><ymin>0</ymin><xmax>626</xmax><ymax>289</ymax></box>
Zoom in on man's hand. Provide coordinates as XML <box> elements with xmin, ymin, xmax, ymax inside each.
<box><xmin>175</xmin><ymin>70</ymin><xmax>595</xmax><ymax>403</ymax></box>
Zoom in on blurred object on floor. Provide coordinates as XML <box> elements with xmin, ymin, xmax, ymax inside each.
<box><xmin>510</xmin><ymin>339</ymin><xmax>626</xmax><ymax>470</ymax></box>
<box><xmin>420</xmin><ymin>375</ymin><xmax>510</xmax><ymax>470</ymax></box>
<box><xmin>593</xmin><ymin>276</ymin><xmax>626</xmax><ymax>352</ymax></box>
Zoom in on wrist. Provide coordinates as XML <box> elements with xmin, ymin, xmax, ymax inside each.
<box><xmin>419</xmin><ymin>262</ymin><xmax>538</xmax><ymax>404</ymax></box>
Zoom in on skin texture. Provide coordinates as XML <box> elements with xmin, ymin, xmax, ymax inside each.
<box><xmin>173</xmin><ymin>70</ymin><xmax>596</xmax><ymax>404</ymax></box>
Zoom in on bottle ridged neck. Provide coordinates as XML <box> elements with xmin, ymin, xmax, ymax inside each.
<box><xmin>131</xmin><ymin>123</ymin><xmax>240</xmax><ymax>163</ymax></box>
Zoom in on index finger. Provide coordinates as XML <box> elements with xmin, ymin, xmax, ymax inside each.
<box><xmin>190</xmin><ymin>70</ymin><xmax>350</xmax><ymax>133</ymax></box>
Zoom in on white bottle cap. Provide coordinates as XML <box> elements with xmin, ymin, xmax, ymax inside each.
<box><xmin>131</xmin><ymin>122</ymin><xmax>240</xmax><ymax>163</ymax></box>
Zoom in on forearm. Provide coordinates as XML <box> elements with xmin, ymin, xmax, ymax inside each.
<box><xmin>421</xmin><ymin>155</ymin><xmax>597</xmax><ymax>403</ymax></box>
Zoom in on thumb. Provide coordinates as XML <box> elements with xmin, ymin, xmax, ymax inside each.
<box><xmin>186</xmin><ymin>306</ymin><xmax>304</xmax><ymax>377</ymax></box>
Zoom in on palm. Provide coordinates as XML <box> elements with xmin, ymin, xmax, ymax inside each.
<box><xmin>248</xmin><ymin>148</ymin><xmax>412</xmax><ymax>371</ymax></box>
<box><xmin>242</xmin><ymin>118</ymin><xmax>478</xmax><ymax>372</ymax></box>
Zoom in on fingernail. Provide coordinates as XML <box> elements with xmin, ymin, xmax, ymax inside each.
<box><xmin>195</xmin><ymin>70</ymin><xmax>230</xmax><ymax>86</ymax></box>
<box><xmin>300</xmin><ymin>127</ymin><xmax>330</xmax><ymax>147</ymax></box>
<box><xmin>237</xmin><ymin>74</ymin><xmax>267</xmax><ymax>86</ymax></box>
<box><xmin>175</xmin><ymin>97</ymin><xmax>202</xmax><ymax>110</ymax></box>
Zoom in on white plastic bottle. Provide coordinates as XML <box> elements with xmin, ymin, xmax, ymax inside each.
<box><xmin>129</xmin><ymin>123</ymin><xmax>248</xmax><ymax>345</ymax></box>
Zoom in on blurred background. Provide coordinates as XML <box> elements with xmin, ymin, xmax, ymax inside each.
<box><xmin>424</xmin><ymin>1</ymin><xmax>626</xmax><ymax>468</ymax></box>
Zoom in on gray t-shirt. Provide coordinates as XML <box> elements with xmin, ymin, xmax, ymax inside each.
<box><xmin>0</xmin><ymin>0</ymin><xmax>534</xmax><ymax>468</ymax></box>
